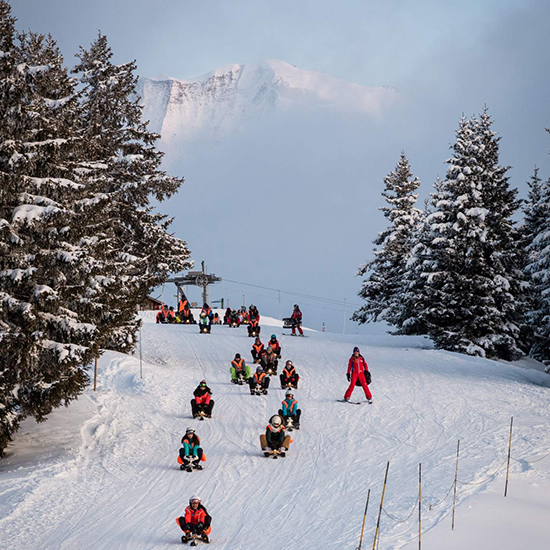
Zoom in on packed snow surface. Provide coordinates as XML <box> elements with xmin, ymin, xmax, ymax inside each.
<box><xmin>0</xmin><ymin>316</ymin><xmax>549</xmax><ymax>549</ymax></box>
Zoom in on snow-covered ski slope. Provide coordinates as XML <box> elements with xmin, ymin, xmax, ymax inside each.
<box><xmin>1</xmin><ymin>316</ymin><xmax>549</xmax><ymax>550</ymax></box>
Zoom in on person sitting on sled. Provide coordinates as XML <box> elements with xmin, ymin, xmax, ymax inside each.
<box><xmin>178</xmin><ymin>427</ymin><xmax>205</xmax><ymax>470</ymax></box>
<box><xmin>278</xmin><ymin>389</ymin><xmax>301</xmax><ymax>429</ymax></box>
<box><xmin>176</xmin><ymin>495</ymin><xmax>212</xmax><ymax>544</ymax></box>
<box><xmin>279</xmin><ymin>360</ymin><xmax>300</xmax><ymax>389</ymax></box>
<box><xmin>259</xmin><ymin>414</ymin><xmax>291</xmax><ymax>455</ymax></box>
<box><xmin>230</xmin><ymin>353</ymin><xmax>251</xmax><ymax>383</ymax></box>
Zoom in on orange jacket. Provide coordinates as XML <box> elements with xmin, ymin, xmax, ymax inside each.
<box><xmin>282</xmin><ymin>366</ymin><xmax>297</xmax><ymax>378</ymax></box>
<box><xmin>179</xmin><ymin>299</ymin><xmax>188</xmax><ymax>312</ymax></box>
<box><xmin>184</xmin><ymin>505</ymin><xmax>207</xmax><ymax>525</ymax></box>
<box><xmin>252</xmin><ymin>343</ymin><xmax>264</xmax><ymax>354</ymax></box>
<box><xmin>253</xmin><ymin>372</ymin><xmax>267</xmax><ymax>384</ymax></box>
<box><xmin>231</xmin><ymin>358</ymin><xmax>245</xmax><ymax>371</ymax></box>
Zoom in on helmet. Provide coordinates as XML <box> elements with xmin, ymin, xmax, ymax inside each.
<box><xmin>255</xmin><ymin>337</ymin><xmax>261</xmax><ymax>342</ymax></box>
<box><xmin>266</xmin><ymin>346</ymin><xmax>272</xmax><ymax>353</ymax></box>
<box><xmin>186</xmin><ymin>427</ymin><xmax>195</xmax><ymax>435</ymax></box>
<box><xmin>235</xmin><ymin>353</ymin><xmax>241</xmax><ymax>359</ymax></box>
<box><xmin>189</xmin><ymin>495</ymin><xmax>201</xmax><ymax>505</ymax></box>
<box><xmin>294</xmin><ymin>304</ymin><xmax>299</xmax><ymax>308</ymax></box>
<box><xmin>353</xmin><ymin>347</ymin><xmax>360</xmax><ymax>353</ymax></box>
<box><xmin>285</xmin><ymin>389</ymin><xmax>294</xmax><ymax>398</ymax></box>
<box><xmin>285</xmin><ymin>360</ymin><xmax>293</xmax><ymax>367</ymax></box>
<box><xmin>199</xmin><ymin>380</ymin><xmax>207</xmax><ymax>387</ymax></box>
<box><xmin>271</xmin><ymin>334</ymin><xmax>276</xmax><ymax>339</ymax></box>
<box><xmin>201</xmin><ymin>312</ymin><xmax>206</xmax><ymax>317</ymax></box>
<box><xmin>270</xmin><ymin>415</ymin><xmax>283</xmax><ymax>428</ymax></box>
<box><xmin>256</xmin><ymin>366</ymin><xmax>264</xmax><ymax>374</ymax></box>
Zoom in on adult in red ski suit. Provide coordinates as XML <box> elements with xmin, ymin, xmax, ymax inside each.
<box><xmin>344</xmin><ymin>347</ymin><xmax>372</xmax><ymax>401</ymax></box>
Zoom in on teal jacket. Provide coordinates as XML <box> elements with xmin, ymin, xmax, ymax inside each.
<box><xmin>281</xmin><ymin>397</ymin><xmax>298</xmax><ymax>416</ymax></box>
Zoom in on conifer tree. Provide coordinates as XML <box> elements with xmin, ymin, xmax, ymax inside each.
<box><xmin>0</xmin><ymin>4</ymin><xmax>97</xmax><ymax>454</ymax></box>
<box><xmin>523</xmin><ymin>168</ymin><xmax>550</xmax><ymax>364</ymax></box>
<box><xmin>353</xmin><ymin>152</ymin><xmax>422</xmax><ymax>327</ymax></box>
<box><xmin>72</xmin><ymin>34</ymin><xmax>191</xmax><ymax>352</ymax></box>
<box><xmin>414</xmin><ymin>111</ymin><xmax>525</xmax><ymax>360</ymax></box>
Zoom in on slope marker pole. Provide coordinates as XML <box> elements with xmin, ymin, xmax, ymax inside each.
<box><xmin>372</xmin><ymin>461</ymin><xmax>389</xmax><ymax>550</ymax></box>
<box><xmin>451</xmin><ymin>440</ymin><xmax>460</xmax><ymax>530</ymax></box>
<box><xmin>504</xmin><ymin>416</ymin><xmax>514</xmax><ymax>497</ymax></box>
<box><xmin>418</xmin><ymin>463</ymin><xmax>422</xmax><ymax>550</ymax></box>
<box><xmin>357</xmin><ymin>488</ymin><xmax>370</xmax><ymax>550</ymax></box>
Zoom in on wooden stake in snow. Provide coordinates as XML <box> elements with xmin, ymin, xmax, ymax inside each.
<box><xmin>418</xmin><ymin>463</ymin><xmax>422</xmax><ymax>550</ymax></box>
<box><xmin>452</xmin><ymin>440</ymin><xmax>460</xmax><ymax>530</ymax></box>
<box><xmin>504</xmin><ymin>416</ymin><xmax>514</xmax><ymax>497</ymax></box>
<box><xmin>93</xmin><ymin>356</ymin><xmax>98</xmax><ymax>392</ymax></box>
<box><xmin>357</xmin><ymin>488</ymin><xmax>370</xmax><ymax>550</ymax></box>
<box><xmin>372</xmin><ymin>461</ymin><xmax>389</xmax><ymax>550</ymax></box>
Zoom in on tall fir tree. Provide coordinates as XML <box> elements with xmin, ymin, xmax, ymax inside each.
<box><xmin>410</xmin><ymin>111</ymin><xmax>525</xmax><ymax>360</ymax></box>
<box><xmin>353</xmin><ymin>152</ymin><xmax>422</xmax><ymax>327</ymax></box>
<box><xmin>0</xmin><ymin>4</ymin><xmax>99</xmax><ymax>454</ymax></box>
<box><xmin>72</xmin><ymin>34</ymin><xmax>191</xmax><ymax>352</ymax></box>
<box><xmin>523</xmin><ymin>167</ymin><xmax>550</xmax><ymax>364</ymax></box>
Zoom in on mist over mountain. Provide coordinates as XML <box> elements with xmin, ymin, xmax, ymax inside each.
<box><xmin>138</xmin><ymin>61</ymin><xmax>406</xmax><ymax>330</ymax></box>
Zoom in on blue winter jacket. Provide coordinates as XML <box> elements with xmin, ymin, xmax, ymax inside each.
<box><xmin>281</xmin><ymin>397</ymin><xmax>298</xmax><ymax>416</ymax></box>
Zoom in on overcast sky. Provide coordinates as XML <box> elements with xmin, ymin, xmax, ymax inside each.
<box><xmin>11</xmin><ymin>0</ymin><xmax>550</xmax><ymax>331</ymax></box>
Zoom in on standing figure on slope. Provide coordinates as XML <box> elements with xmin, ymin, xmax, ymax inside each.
<box><xmin>247</xmin><ymin>304</ymin><xmax>261</xmax><ymax>337</ymax></box>
<box><xmin>178</xmin><ymin>427</ymin><xmax>206</xmax><ymax>471</ymax></box>
<box><xmin>249</xmin><ymin>366</ymin><xmax>270</xmax><ymax>395</ymax></box>
<box><xmin>291</xmin><ymin>304</ymin><xmax>304</xmax><ymax>336</ymax></box>
<box><xmin>278</xmin><ymin>389</ymin><xmax>301</xmax><ymax>430</ymax></box>
<box><xmin>268</xmin><ymin>334</ymin><xmax>282</xmax><ymax>358</ymax></box>
<box><xmin>251</xmin><ymin>337</ymin><xmax>265</xmax><ymax>363</ymax></box>
<box><xmin>344</xmin><ymin>347</ymin><xmax>372</xmax><ymax>404</ymax></box>
<box><xmin>191</xmin><ymin>380</ymin><xmax>215</xmax><ymax>418</ymax></box>
<box><xmin>280</xmin><ymin>360</ymin><xmax>300</xmax><ymax>389</ymax></box>
<box><xmin>230</xmin><ymin>353</ymin><xmax>251</xmax><ymax>384</ymax></box>
<box><xmin>176</xmin><ymin>495</ymin><xmax>212</xmax><ymax>544</ymax></box>
<box><xmin>260</xmin><ymin>414</ymin><xmax>291</xmax><ymax>456</ymax></box>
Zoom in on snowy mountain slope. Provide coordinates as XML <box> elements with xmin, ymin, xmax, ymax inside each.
<box><xmin>0</xmin><ymin>318</ymin><xmax>548</xmax><ymax>550</ymax></box>
<box><xmin>138</xmin><ymin>60</ymin><xmax>399</xmax><ymax>141</ymax></box>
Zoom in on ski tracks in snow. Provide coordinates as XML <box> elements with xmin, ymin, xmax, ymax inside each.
<box><xmin>1</xmin><ymin>323</ymin><xmax>549</xmax><ymax>549</ymax></box>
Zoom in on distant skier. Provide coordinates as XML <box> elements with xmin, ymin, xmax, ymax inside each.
<box><xmin>344</xmin><ymin>347</ymin><xmax>372</xmax><ymax>403</ymax></box>
<box><xmin>230</xmin><ymin>353</ymin><xmax>251</xmax><ymax>384</ymax></box>
<box><xmin>268</xmin><ymin>334</ymin><xmax>281</xmax><ymax>357</ymax></box>
<box><xmin>176</xmin><ymin>494</ymin><xmax>212</xmax><ymax>544</ymax></box>
<box><xmin>260</xmin><ymin>414</ymin><xmax>291</xmax><ymax>456</ymax></box>
<box><xmin>249</xmin><ymin>366</ymin><xmax>270</xmax><ymax>395</ymax></box>
<box><xmin>178</xmin><ymin>427</ymin><xmax>205</xmax><ymax>471</ymax></box>
<box><xmin>191</xmin><ymin>380</ymin><xmax>215</xmax><ymax>418</ymax></box>
<box><xmin>280</xmin><ymin>360</ymin><xmax>300</xmax><ymax>389</ymax></box>
<box><xmin>291</xmin><ymin>304</ymin><xmax>304</xmax><ymax>336</ymax></box>
<box><xmin>278</xmin><ymin>389</ymin><xmax>301</xmax><ymax>430</ymax></box>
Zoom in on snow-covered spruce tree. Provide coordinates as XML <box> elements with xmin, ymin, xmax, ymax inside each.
<box><xmin>414</xmin><ymin>112</ymin><xmax>525</xmax><ymax>360</ymax></box>
<box><xmin>353</xmin><ymin>152</ymin><xmax>422</xmax><ymax>327</ymax></box>
<box><xmin>0</xmin><ymin>8</ymin><xmax>98</xmax><ymax>454</ymax></box>
<box><xmin>72</xmin><ymin>34</ymin><xmax>191</xmax><ymax>352</ymax></box>
<box><xmin>523</xmin><ymin>168</ymin><xmax>550</xmax><ymax>364</ymax></box>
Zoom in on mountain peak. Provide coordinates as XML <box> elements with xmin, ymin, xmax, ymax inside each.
<box><xmin>138</xmin><ymin>60</ymin><xmax>399</xmax><ymax>141</ymax></box>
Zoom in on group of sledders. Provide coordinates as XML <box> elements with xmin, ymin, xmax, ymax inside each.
<box><xmin>173</xmin><ymin>305</ymin><xmax>373</xmax><ymax>544</ymax></box>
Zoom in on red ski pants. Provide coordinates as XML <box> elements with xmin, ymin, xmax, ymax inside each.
<box><xmin>344</xmin><ymin>371</ymin><xmax>372</xmax><ymax>400</ymax></box>
<box><xmin>292</xmin><ymin>325</ymin><xmax>303</xmax><ymax>335</ymax></box>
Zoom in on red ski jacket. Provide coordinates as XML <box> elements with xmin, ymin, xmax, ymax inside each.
<box><xmin>347</xmin><ymin>355</ymin><xmax>369</xmax><ymax>375</ymax></box>
<box><xmin>184</xmin><ymin>505</ymin><xmax>208</xmax><ymax>525</ymax></box>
